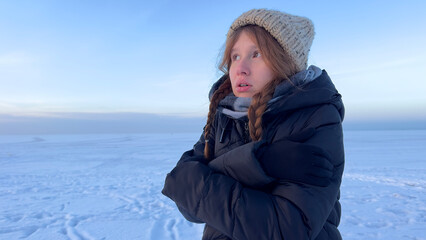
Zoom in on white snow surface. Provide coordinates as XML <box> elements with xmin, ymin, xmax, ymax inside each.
<box><xmin>0</xmin><ymin>130</ymin><xmax>425</xmax><ymax>240</ymax></box>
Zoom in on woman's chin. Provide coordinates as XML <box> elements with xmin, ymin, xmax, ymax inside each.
<box><xmin>233</xmin><ymin>91</ymin><xmax>255</xmax><ymax>98</ymax></box>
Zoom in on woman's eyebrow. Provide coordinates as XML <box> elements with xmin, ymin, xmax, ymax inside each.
<box><xmin>231</xmin><ymin>45</ymin><xmax>258</xmax><ymax>54</ymax></box>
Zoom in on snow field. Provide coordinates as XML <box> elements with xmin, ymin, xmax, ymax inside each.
<box><xmin>0</xmin><ymin>131</ymin><xmax>425</xmax><ymax>239</ymax></box>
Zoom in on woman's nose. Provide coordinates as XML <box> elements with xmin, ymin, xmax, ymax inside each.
<box><xmin>235</xmin><ymin>59</ymin><xmax>250</xmax><ymax>76</ymax></box>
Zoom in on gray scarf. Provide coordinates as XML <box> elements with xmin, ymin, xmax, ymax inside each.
<box><xmin>218</xmin><ymin>65</ymin><xmax>322</xmax><ymax>119</ymax></box>
<box><xmin>218</xmin><ymin>96</ymin><xmax>252</xmax><ymax>119</ymax></box>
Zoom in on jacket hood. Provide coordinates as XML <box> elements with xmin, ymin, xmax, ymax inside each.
<box><xmin>265</xmin><ymin>69</ymin><xmax>344</xmax><ymax>121</ymax></box>
<box><xmin>208</xmin><ymin>75</ymin><xmax>228</xmax><ymax>101</ymax></box>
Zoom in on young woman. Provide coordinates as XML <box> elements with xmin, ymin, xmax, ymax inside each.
<box><xmin>162</xmin><ymin>9</ymin><xmax>345</xmax><ymax>240</ymax></box>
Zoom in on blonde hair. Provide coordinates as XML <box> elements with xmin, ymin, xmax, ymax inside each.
<box><xmin>204</xmin><ymin>25</ymin><xmax>299</xmax><ymax>159</ymax></box>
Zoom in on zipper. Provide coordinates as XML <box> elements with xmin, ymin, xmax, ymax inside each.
<box><xmin>243</xmin><ymin>121</ymin><xmax>250</xmax><ymax>143</ymax></box>
<box><xmin>219</xmin><ymin>117</ymin><xmax>230</xmax><ymax>143</ymax></box>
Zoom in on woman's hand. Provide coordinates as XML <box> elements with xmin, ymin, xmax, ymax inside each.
<box><xmin>162</xmin><ymin>160</ymin><xmax>212</xmax><ymax>214</ymax></box>
<box><xmin>255</xmin><ymin>128</ymin><xmax>333</xmax><ymax>187</ymax></box>
<box><xmin>176</xmin><ymin>149</ymin><xmax>209</xmax><ymax>166</ymax></box>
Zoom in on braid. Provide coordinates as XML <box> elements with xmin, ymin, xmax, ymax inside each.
<box><xmin>204</xmin><ymin>77</ymin><xmax>232</xmax><ymax>160</ymax></box>
<box><xmin>248</xmin><ymin>78</ymin><xmax>283</xmax><ymax>141</ymax></box>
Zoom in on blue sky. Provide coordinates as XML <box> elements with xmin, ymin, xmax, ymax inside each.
<box><xmin>1</xmin><ymin>0</ymin><xmax>426</xmax><ymax>123</ymax></box>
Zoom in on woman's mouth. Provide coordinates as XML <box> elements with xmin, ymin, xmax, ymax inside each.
<box><xmin>235</xmin><ymin>83</ymin><xmax>252</xmax><ymax>92</ymax></box>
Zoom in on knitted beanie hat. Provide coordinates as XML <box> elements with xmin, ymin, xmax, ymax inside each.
<box><xmin>227</xmin><ymin>9</ymin><xmax>315</xmax><ymax>71</ymax></box>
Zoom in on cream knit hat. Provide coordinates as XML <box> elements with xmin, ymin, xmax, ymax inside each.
<box><xmin>227</xmin><ymin>9</ymin><xmax>315</xmax><ymax>71</ymax></box>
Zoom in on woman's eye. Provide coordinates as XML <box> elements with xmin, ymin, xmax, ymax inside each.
<box><xmin>232</xmin><ymin>54</ymin><xmax>240</xmax><ymax>61</ymax></box>
<box><xmin>253</xmin><ymin>51</ymin><xmax>262</xmax><ymax>58</ymax></box>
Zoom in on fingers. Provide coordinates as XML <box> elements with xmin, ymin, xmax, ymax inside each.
<box><xmin>298</xmin><ymin>144</ymin><xmax>333</xmax><ymax>168</ymax></box>
<box><xmin>311</xmin><ymin>156</ymin><xmax>333</xmax><ymax>171</ymax></box>
<box><xmin>307</xmin><ymin>157</ymin><xmax>333</xmax><ymax>182</ymax></box>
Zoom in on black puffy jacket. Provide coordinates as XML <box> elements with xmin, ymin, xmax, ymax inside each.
<box><xmin>162</xmin><ymin>69</ymin><xmax>345</xmax><ymax>240</ymax></box>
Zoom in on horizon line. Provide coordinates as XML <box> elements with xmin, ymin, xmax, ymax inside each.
<box><xmin>0</xmin><ymin>111</ymin><xmax>425</xmax><ymax>135</ymax></box>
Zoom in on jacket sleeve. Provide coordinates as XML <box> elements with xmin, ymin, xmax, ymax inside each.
<box><xmin>162</xmin><ymin>104</ymin><xmax>344</xmax><ymax>239</ymax></box>
<box><xmin>268</xmin><ymin>104</ymin><xmax>345</xmax><ymax>238</ymax></box>
<box><xmin>162</xmin><ymin>158</ymin><xmax>304</xmax><ymax>239</ymax></box>
<box><xmin>168</xmin><ymin>131</ymin><xmax>210</xmax><ymax>223</ymax></box>
<box><xmin>208</xmin><ymin>141</ymin><xmax>275</xmax><ymax>188</ymax></box>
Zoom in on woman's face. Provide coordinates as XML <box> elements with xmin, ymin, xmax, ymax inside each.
<box><xmin>229</xmin><ymin>31</ymin><xmax>275</xmax><ymax>98</ymax></box>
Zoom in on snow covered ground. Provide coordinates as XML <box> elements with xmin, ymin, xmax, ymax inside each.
<box><xmin>0</xmin><ymin>130</ymin><xmax>425</xmax><ymax>239</ymax></box>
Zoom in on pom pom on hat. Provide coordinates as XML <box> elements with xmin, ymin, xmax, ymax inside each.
<box><xmin>227</xmin><ymin>9</ymin><xmax>315</xmax><ymax>72</ymax></box>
